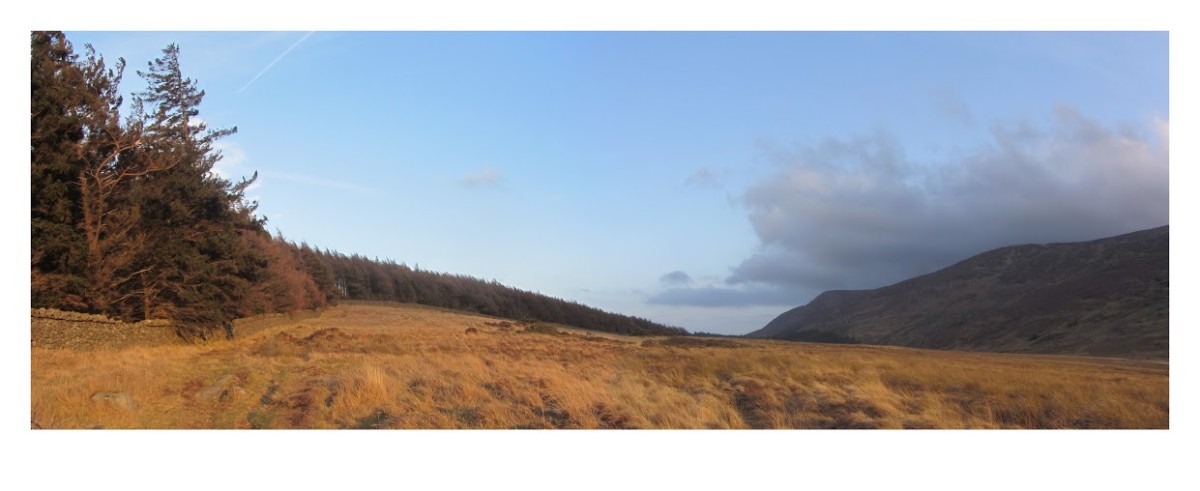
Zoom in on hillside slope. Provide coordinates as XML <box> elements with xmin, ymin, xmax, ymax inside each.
<box><xmin>748</xmin><ymin>226</ymin><xmax>1169</xmax><ymax>358</ymax></box>
<box><xmin>315</xmin><ymin>252</ymin><xmax>689</xmax><ymax>337</ymax></box>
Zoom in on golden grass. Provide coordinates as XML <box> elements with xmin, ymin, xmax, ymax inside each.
<box><xmin>30</xmin><ymin>303</ymin><xmax>1169</xmax><ymax>429</ymax></box>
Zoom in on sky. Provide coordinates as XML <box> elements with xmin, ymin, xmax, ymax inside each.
<box><xmin>56</xmin><ymin>30</ymin><xmax>1170</xmax><ymax>335</ymax></box>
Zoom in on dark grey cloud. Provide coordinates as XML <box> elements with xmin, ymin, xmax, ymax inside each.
<box><xmin>659</xmin><ymin>270</ymin><xmax>693</xmax><ymax>286</ymax></box>
<box><xmin>651</xmin><ymin>104</ymin><xmax>1168</xmax><ymax>308</ymax></box>
<box><xmin>732</xmin><ymin>104</ymin><xmax>1167</xmax><ymax>295</ymax></box>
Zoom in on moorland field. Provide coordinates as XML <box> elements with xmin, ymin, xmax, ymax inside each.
<box><xmin>30</xmin><ymin>303</ymin><xmax>1168</xmax><ymax>429</ymax></box>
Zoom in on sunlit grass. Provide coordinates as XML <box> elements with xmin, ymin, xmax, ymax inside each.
<box><xmin>31</xmin><ymin>303</ymin><xmax>1168</xmax><ymax>429</ymax></box>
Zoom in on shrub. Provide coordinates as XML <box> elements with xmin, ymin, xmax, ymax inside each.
<box><xmin>524</xmin><ymin>323</ymin><xmax>560</xmax><ymax>335</ymax></box>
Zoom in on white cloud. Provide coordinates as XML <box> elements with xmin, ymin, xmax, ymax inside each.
<box><xmin>930</xmin><ymin>87</ymin><xmax>975</xmax><ymax>128</ymax></box>
<box><xmin>211</xmin><ymin>140</ymin><xmax>249</xmax><ymax>181</ymax></box>
<box><xmin>461</xmin><ymin>166</ymin><xmax>503</xmax><ymax>188</ymax></box>
<box><xmin>237</xmin><ymin>32</ymin><xmax>314</xmax><ymax>94</ymax></box>
<box><xmin>685</xmin><ymin>167</ymin><xmax>719</xmax><ymax>188</ymax></box>
<box><xmin>265</xmin><ymin>170</ymin><xmax>377</xmax><ymax>194</ymax></box>
<box><xmin>647</xmin><ymin>284</ymin><xmax>797</xmax><ymax>308</ymax></box>
<box><xmin>658</xmin><ymin>270</ymin><xmax>693</xmax><ymax>286</ymax></box>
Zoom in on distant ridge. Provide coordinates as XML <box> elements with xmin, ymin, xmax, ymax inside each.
<box><xmin>747</xmin><ymin>226</ymin><xmax>1169</xmax><ymax>358</ymax></box>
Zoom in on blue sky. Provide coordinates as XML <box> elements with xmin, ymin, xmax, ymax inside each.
<box><xmin>60</xmin><ymin>31</ymin><xmax>1169</xmax><ymax>334</ymax></box>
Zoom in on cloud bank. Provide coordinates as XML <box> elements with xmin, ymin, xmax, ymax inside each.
<box><xmin>653</xmin><ymin>104</ymin><xmax>1168</xmax><ymax>308</ymax></box>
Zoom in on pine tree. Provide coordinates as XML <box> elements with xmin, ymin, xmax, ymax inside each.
<box><xmin>31</xmin><ymin>32</ymin><xmax>92</xmax><ymax>309</ymax></box>
<box><xmin>298</xmin><ymin>242</ymin><xmax>339</xmax><ymax>304</ymax></box>
<box><xmin>32</xmin><ymin>32</ymin><xmax>148</xmax><ymax>313</ymax></box>
<box><xmin>128</xmin><ymin>43</ymin><xmax>265</xmax><ymax>337</ymax></box>
<box><xmin>74</xmin><ymin>44</ymin><xmax>163</xmax><ymax>317</ymax></box>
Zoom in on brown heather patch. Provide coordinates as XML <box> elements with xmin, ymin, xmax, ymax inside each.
<box><xmin>30</xmin><ymin>303</ymin><xmax>1169</xmax><ymax>429</ymax></box>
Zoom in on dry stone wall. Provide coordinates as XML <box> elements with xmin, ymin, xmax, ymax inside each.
<box><xmin>31</xmin><ymin>308</ymin><xmax>322</xmax><ymax>350</ymax></box>
<box><xmin>31</xmin><ymin>308</ymin><xmax>177</xmax><ymax>350</ymax></box>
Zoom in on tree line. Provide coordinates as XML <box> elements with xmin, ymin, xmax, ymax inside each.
<box><xmin>310</xmin><ymin>249</ymin><xmax>687</xmax><ymax>336</ymax></box>
<box><xmin>31</xmin><ymin>32</ymin><xmax>687</xmax><ymax>339</ymax></box>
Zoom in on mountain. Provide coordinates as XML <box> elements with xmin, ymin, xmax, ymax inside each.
<box><xmin>747</xmin><ymin>226</ymin><xmax>1169</xmax><ymax>358</ymax></box>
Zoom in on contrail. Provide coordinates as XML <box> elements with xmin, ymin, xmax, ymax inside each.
<box><xmin>237</xmin><ymin>31</ymin><xmax>315</xmax><ymax>94</ymax></box>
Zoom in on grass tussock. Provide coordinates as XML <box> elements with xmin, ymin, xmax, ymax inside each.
<box><xmin>31</xmin><ymin>304</ymin><xmax>1168</xmax><ymax>429</ymax></box>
